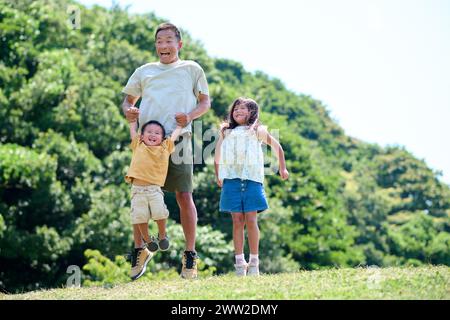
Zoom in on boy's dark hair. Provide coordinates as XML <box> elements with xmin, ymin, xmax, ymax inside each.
<box><xmin>155</xmin><ymin>22</ymin><xmax>182</xmax><ymax>41</ymax></box>
<box><xmin>221</xmin><ymin>97</ymin><xmax>260</xmax><ymax>135</ymax></box>
<box><xmin>141</xmin><ymin>120</ymin><xmax>166</xmax><ymax>137</ymax></box>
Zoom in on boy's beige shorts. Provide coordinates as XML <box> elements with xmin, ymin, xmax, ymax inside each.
<box><xmin>130</xmin><ymin>185</ymin><xmax>169</xmax><ymax>224</ymax></box>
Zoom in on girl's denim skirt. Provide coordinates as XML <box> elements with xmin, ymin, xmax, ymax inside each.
<box><xmin>219</xmin><ymin>178</ymin><xmax>269</xmax><ymax>213</ymax></box>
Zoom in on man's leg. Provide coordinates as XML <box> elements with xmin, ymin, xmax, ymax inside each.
<box><xmin>175</xmin><ymin>191</ymin><xmax>197</xmax><ymax>251</ymax></box>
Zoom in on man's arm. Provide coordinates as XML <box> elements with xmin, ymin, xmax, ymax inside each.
<box><xmin>122</xmin><ymin>94</ymin><xmax>140</xmax><ymax>123</ymax></box>
<box><xmin>175</xmin><ymin>93</ymin><xmax>211</xmax><ymax>127</ymax></box>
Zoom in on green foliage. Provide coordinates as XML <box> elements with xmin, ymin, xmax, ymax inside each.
<box><xmin>387</xmin><ymin>213</ymin><xmax>450</xmax><ymax>265</ymax></box>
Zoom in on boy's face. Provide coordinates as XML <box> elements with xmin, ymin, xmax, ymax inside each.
<box><xmin>233</xmin><ymin>104</ymin><xmax>250</xmax><ymax>125</ymax></box>
<box><xmin>141</xmin><ymin>124</ymin><xmax>164</xmax><ymax>146</ymax></box>
<box><xmin>156</xmin><ymin>29</ymin><xmax>182</xmax><ymax>64</ymax></box>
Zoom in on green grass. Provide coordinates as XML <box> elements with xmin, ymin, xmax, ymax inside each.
<box><xmin>2</xmin><ymin>266</ymin><xmax>449</xmax><ymax>300</ymax></box>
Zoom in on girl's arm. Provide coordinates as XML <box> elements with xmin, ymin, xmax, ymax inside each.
<box><xmin>129</xmin><ymin>121</ymin><xmax>138</xmax><ymax>141</ymax></box>
<box><xmin>257</xmin><ymin>126</ymin><xmax>289</xmax><ymax>180</ymax></box>
<box><xmin>214</xmin><ymin>131</ymin><xmax>224</xmax><ymax>187</ymax></box>
<box><xmin>170</xmin><ymin>125</ymin><xmax>183</xmax><ymax>142</ymax></box>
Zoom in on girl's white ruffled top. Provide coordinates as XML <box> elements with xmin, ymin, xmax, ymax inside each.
<box><xmin>218</xmin><ymin>126</ymin><xmax>265</xmax><ymax>184</ymax></box>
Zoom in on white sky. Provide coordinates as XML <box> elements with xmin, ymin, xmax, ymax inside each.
<box><xmin>78</xmin><ymin>0</ymin><xmax>450</xmax><ymax>184</ymax></box>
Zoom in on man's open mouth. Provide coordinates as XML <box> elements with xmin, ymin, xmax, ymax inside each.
<box><xmin>160</xmin><ymin>52</ymin><xmax>170</xmax><ymax>56</ymax></box>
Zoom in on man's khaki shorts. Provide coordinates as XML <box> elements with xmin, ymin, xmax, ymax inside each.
<box><xmin>130</xmin><ymin>185</ymin><xmax>169</xmax><ymax>224</ymax></box>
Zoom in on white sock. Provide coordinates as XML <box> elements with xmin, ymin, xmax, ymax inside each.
<box><xmin>235</xmin><ymin>254</ymin><xmax>246</xmax><ymax>265</ymax></box>
<box><xmin>249</xmin><ymin>254</ymin><xmax>259</xmax><ymax>265</ymax></box>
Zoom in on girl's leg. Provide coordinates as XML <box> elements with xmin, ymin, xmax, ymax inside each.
<box><xmin>244</xmin><ymin>211</ymin><xmax>259</xmax><ymax>255</ymax></box>
<box><xmin>231</xmin><ymin>213</ymin><xmax>246</xmax><ymax>255</ymax></box>
<box><xmin>155</xmin><ymin>219</ymin><xmax>167</xmax><ymax>239</ymax></box>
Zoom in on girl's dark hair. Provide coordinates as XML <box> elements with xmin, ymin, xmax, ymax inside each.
<box><xmin>221</xmin><ymin>97</ymin><xmax>260</xmax><ymax>135</ymax></box>
<box><xmin>141</xmin><ymin>120</ymin><xmax>166</xmax><ymax>137</ymax></box>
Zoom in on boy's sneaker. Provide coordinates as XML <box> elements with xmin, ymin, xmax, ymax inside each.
<box><xmin>158</xmin><ymin>235</ymin><xmax>170</xmax><ymax>251</ymax></box>
<box><xmin>247</xmin><ymin>262</ymin><xmax>260</xmax><ymax>276</ymax></box>
<box><xmin>235</xmin><ymin>263</ymin><xmax>248</xmax><ymax>277</ymax></box>
<box><xmin>146</xmin><ymin>236</ymin><xmax>159</xmax><ymax>252</ymax></box>
<box><xmin>129</xmin><ymin>247</ymin><xmax>153</xmax><ymax>281</ymax></box>
<box><xmin>181</xmin><ymin>251</ymin><xmax>198</xmax><ymax>279</ymax></box>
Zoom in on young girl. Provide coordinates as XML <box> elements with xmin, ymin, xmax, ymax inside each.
<box><xmin>214</xmin><ymin>97</ymin><xmax>289</xmax><ymax>276</ymax></box>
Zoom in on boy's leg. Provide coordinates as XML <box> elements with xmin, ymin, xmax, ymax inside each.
<box><xmin>129</xmin><ymin>186</ymin><xmax>153</xmax><ymax>280</ymax></box>
<box><xmin>130</xmin><ymin>224</ymin><xmax>153</xmax><ymax>281</ymax></box>
<box><xmin>136</xmin><ymin>223</ymin><xmax>151</xmax><ymax>244</ymax></box>
<box><xmin>155</xmin><ymin>218</ymin><xmax>170</xmax><ymax>251</ymax></box>
<box><xmin>156</xmin><ymin>219</ymin><xmax>166</xmax><ymax>239</ymax></box>
<box><xmin>148</xmin><ymin>186</ymin><xmax>170</xmax><ymax>251</ymax></box>
<box><xmin>133</xmin><ymin>224</ymin><xmax>145</xmax><ymax>248</ymax></box>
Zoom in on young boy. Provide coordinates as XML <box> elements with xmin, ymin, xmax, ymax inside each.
<box><xmin>125</xmin><ymin>119</ymin><xmax>182</xmax><ymax>281</ymax></box>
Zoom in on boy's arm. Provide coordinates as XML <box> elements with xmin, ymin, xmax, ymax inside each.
<box><xmin>169</xmin><ymin>125</ymin><xmax>183</xmax><ymax>142</ymax></box>
<box><xmin>214</xmin><ymin>132</ymin><xmax>224</xmax><ymax>187</ymax></box>
<box><xmin>257</xmin><ymin>126</ymin><xmax>289</xmax><ymax>180</ymax></box>
<box><xmin>129</xmin><ymin>121</ymin><xmax>138</xmax><ymax>141</ymax></box>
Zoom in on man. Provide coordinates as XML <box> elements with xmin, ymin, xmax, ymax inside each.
<box><xmin>121</xmin><ymin>22</ymin><xmax>210</xmax><ymax>279</ymax></box>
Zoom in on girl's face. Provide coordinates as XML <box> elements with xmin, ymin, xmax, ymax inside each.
<box><xmin>232</xmin><ymin>103</ymin><xmax>250</xmax><ymax>125</ymax></box>
<box><xmin>141</xmin><ymin>124</ymin><xmax>164</xmax><ymax>146</ymax></box>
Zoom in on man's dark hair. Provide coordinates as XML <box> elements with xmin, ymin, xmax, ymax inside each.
<box><xmin>155</xmin><ymin>22</ymin><xmax>182</xmax><ymax>41</ymax></box>
<box><xmin>141</xmin><ymin>120</ymin><xmax>166</xmax><ymax>137</ymax></box>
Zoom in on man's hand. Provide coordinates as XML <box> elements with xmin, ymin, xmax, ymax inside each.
<box><xmin>216</xmin><ymin>177</ymin><xmax>223</xmax><ymax>188</ymax></box>
<box><xmin>126</xmin><ymin>107</ymin><xmax>139</xmax><ymax>123</ymax></box>
<box><xmin>175</xmin><ymin>112</ymin><xmax>191</xmax><ymax>127</ymax></box>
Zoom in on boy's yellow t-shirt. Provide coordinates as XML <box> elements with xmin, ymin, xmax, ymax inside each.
<box><xmin>125</xmin><ymin>136</ymin><xmax>175</xmax><ymax>186</ymax></box>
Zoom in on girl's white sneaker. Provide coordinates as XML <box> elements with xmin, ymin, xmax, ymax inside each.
<box><xmin>247</xmin><ymin>263</ymin><xmax>260</xmax><ymax>276</ymax></box>
<box><xmin>235</xmin><ymin>263</ymin><xmax>248</xmax><ymax>276</ymax></box>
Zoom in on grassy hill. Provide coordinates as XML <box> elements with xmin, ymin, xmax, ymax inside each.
<box><xmin>2</xmin><ymin>266</ymin><xmax>449</xmax><ymax>300</ymax></box>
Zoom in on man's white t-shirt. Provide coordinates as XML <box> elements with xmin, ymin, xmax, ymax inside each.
<box><xmin>122</xmin><ymin>59</ymin><xmax>209</xmax><ymax>136</ymax></box>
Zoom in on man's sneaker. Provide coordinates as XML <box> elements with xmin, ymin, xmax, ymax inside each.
<box><xmin>235</xmin><ymin>263</ymin><xmax>248</xmax><ymax>276</ymax></box>
<box><xmin>247</xmin><ymin>262</ymin><xmax>260</xmax><ymax>276</ymax></box>
<box><xmin>158</xmin><ymin>235</ymin><xmax>170</xmax><ymax>251</ymax></box>
<box><xmin>181</xmin><ymin>251</ymin><xmax>198</xmax><ymax>279</ymax></box>
<box><xmin>146</xmin><ymin>236</ymin><xmax>159</xmax><ymax>252</ymax></box>
<box><xmin>129</xmin><ymin>247</ymin><xmax>153</xmax><ymax>281</ymax></box>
